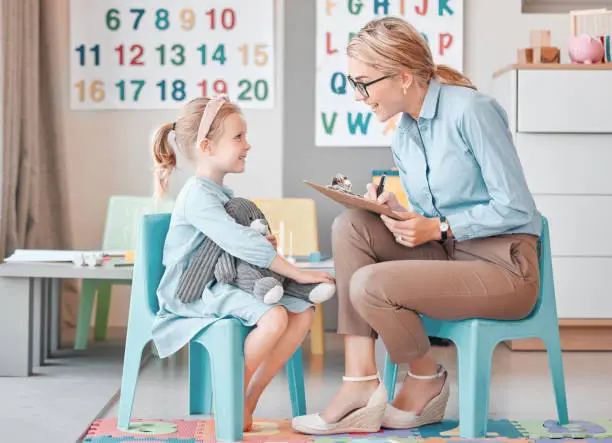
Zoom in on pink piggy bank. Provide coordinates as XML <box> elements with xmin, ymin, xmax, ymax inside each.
<box><xmin>569</xmin><ymin>35</ymin><xmax>604</xmax><ymax>64</ymax></box>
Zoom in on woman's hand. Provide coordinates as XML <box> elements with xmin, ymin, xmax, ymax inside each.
<box><xmin>265</xmin><ymin>234</ymin><xmax>278</xmax><ymax>250</ymax></box>
<box><xmin>364</xmin><ymin>183</ymin><xmax>407</xmax><ymax>213</ymax></box>
<box><xmin>294</xmin><ymin>270</ymin><xmax>335</xmax><ymax>285</ymax></box>
<box><xmin>381</xmin><ymin>212</ymin><xmax>442</xmax><ymax>247</ymax></box>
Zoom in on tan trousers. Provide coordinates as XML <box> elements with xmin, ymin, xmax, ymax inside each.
<box><xmin>332</xmin><ymin>209</ymin><xmax>540</xmax><ymax>364</ymax></box>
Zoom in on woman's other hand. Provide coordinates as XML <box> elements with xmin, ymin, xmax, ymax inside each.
<box><xmin>364</xmin><ymin>183</ymin><xmax>407</xmax><ymax>213</ymax></box>
<box><xmin>380</xmin><ymin>212</ymin><xmax>441</xmax><ymax>247</ymax></box>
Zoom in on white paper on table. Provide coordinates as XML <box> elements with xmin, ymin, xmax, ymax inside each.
<box><xmin>4</xmin><ymin>249</ymin><xmax>128</xmax><ymax>263</ymax></box>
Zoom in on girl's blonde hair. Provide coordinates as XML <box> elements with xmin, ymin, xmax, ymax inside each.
<box><xmin>152</xmin><ymin>97</ymin><xmax>241</xmax><ymax>198</ymax></box>
<box><xmin>347</xmin><ymin>17</ymin><xmax>475</xmax><ymax>90</ymax></box>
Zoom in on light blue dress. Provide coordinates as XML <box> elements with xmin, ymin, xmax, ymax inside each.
<box><xmin>151</xmin><ymin>176</ymin><xmax>313</xmax><ymax>359</ymax></box>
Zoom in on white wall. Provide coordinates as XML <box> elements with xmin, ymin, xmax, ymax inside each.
<box><xmin>46</xmin><ymin>0</ymin><xmax>284</xmax><ymax>327</ymax></box>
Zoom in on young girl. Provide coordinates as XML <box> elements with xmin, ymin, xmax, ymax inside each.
<box><xmin>150</xmin><ymin>95</ymin><xmax>334</xmax><ymax>430</ymax></box>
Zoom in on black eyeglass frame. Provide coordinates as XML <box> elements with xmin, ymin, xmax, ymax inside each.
<box><xmin>347</xmin><ymin>74</ymin><xmax>395</xmax><ymax>98</ymax></box>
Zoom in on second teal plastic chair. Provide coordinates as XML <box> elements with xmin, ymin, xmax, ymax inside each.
<box><xmin>383</xmin><ymin>216</ymin><xmax>569</xmax><ymax>438</ymax></box>
<box><xmin>117</xmin><ymin>214</ymin><xmax>306</xmax><ymax>442</ymax></box>
<box><xmin>74</xmin><ymin>196</ymin><xmax>174</xmax><ymax>350</ymax></box>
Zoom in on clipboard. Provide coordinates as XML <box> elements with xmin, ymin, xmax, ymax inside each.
<box><xmin>303</xmin><ymin>180</ymin><xmax>405</xmax><ymax>220</ymax></box>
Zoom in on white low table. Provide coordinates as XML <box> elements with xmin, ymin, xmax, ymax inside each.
<box><xmin>0</xmin><ymin>262</ymin><xmax>132</xmax><ymax>376</ymax></box>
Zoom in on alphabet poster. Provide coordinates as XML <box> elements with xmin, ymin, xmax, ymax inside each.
<box><xmin>316</xmin><ymin>0</ymin><xmax>464</xmax><ymax>147</ymax></box>
<box><xmin>70</xmin><ymin>0</ymin><xmax>275</xmax><ymax>110</ymax></box>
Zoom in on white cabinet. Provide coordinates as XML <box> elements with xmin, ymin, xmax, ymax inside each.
<box><xmin>493</xmin><ymin>65</ymin><xmax>612</xmax><ymax>320</ymax></box>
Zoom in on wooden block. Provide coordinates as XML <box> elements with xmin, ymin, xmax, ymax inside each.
<box><xmin>533</xmin><ymin>46</ymin><xmax>561</xmax><ymax>63</ymax></box>
<box><xmin>531</xmin><ymin>30</ymin><xmax>551</xmax><ymax>48</ymax></box>
<box><xmin>517</xmin><ymin>48</ymin><xmax>533</xmax><ymax>64</ymax></box>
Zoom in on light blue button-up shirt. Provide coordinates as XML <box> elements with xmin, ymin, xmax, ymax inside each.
<box><xmin>392</xmin><ymin>78</ymin><xmax>541</xmax><ymax>242</ymax></box>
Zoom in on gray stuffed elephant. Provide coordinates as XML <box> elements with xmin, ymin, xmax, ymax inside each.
<box><xmin>175</xmin><ymin>197</ymin><xmax>336</xmax><ymax>305</ymax></box>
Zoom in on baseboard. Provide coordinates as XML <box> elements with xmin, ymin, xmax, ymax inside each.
<box><xmin>505</xmin><ymin>319</ymin><xmax>612</xmax><ymax>351</ymax></box>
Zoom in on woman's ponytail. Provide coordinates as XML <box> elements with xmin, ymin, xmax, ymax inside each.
<box><xmin>434</xmin><ymin>64</ymin><xmax>476</xmax><ymax>90</ymax></box>
<box><xmin>152</xmin><ymin>122</ymin><xmax>177</xmax><ymax>199</ymax></box>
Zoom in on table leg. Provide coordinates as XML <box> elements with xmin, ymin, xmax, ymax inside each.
<box><xmin>0</xmin><ymin>277</ymin><xmax>33</xmax><ymax>376</ymax></box>
<box><xmin>31</xmin><ymin>278</ymin><xmax>44</xmax><ymax>368</ymax></box>
<box><xmin>43</xmin><ymin>278</ymin><xmax>51</xmax><ymax>359</ymax></box>
<box><xmin>49</xmin><ymin>278</ymin><xmax>61</xmax><ymax>355</ymax></box>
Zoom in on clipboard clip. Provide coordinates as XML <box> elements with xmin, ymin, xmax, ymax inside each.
<box><xmin>328</xmin><ymin>173</ymin><xmax>355</xmax><ymax>194</ymax></box>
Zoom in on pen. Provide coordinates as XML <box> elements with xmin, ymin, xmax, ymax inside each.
<box><xmin>376</xmin><ymin>173</ymin><xmax>387</xmax><ymax>198</ymax></box>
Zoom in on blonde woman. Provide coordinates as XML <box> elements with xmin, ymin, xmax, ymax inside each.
<box><xmin>292</xmin><ymin>17</ymin><xmax>541</xmax><ymax>434</ymax></box>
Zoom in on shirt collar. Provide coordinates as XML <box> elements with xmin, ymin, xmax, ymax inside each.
<box><xmin>398</xmin><ymin>77</ymin><xmax>441</xmax><ymax>130</ymax></box>
<box><xmin>196</xmin><ymin>175</ymin><xmax>234</xmax><ymax>200</ymax></box>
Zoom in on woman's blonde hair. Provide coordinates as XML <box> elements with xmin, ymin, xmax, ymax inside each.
<box><xmin>152</xmin><ymin>97</ymin><xmax>241</xmax><ymax>198</ymax></box>
<box><xmin>347</xmin><ymin>17</ymin><xmax>475</xmax><ymax>90</ymax></box>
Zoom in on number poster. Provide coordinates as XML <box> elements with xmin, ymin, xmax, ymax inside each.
<box><xmin>70</xmin><ymin>0</ymin><xmax>275</xmax><ymax>110</ymax></box>
<box><xmin>316</xmin><ymin>0</ymin><xmax>463</xmax><ymax>147</ymax></box>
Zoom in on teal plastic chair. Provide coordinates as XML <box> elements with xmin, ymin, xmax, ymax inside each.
<box><xmin>382</xmin><ymin>216</ymin><xmax>569</xmax><ymax>438</ymax></box>
<box><xmin>74</xmin><ymin>196</ymin><xmax>174</xmax><ymax>350</ymax></box>
<box><xmin>117</xmin><ymin>214</ymin><xmax>306</xmax><ymax>442</ymax></box>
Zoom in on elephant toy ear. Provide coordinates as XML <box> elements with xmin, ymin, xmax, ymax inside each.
<box><xmin>175</xmin><ymin>238</ymin><xmax>223</xmax><ymax>303</ymax></box>
<box><xmin>215</xmin><ymin>252</ymin><xmax>237</xmax><ymax>283</ymax></box>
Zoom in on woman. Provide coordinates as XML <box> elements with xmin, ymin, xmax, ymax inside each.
<box><xmin>292</xmin><ymin>17</ymin><xmax>541</xmax><ymax>434</ymax></box>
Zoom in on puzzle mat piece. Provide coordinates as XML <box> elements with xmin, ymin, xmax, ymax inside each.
<box><xmin>416</xmin><ymin>420</ymin><xmax>524</xmax><ymax>439</ymax></box>
<box><xmin>85</xmin><ymin>419</ymin><xmax>195</xmax><ymax>439</ymax></box>
<box><xmin>512</xmin><ymin>421</ymin><xmax>612</xmax><ymax>439</ymax></box>
<box><xmin>312</xmin><ymin>437</ymin><xmax>421</xmax><ymax>443</ymax></box>
<box><xmin>196</xmin><ymin>419</ymin><xmax>314</xmax><ymax>443</ymax></box>
<box><xmin>533</xmin><ymin>439</ymin><xmax>612</xmax><ymax>443</ymax></box>
<box><xmin>318</xmin><ymin>428</ymin><xmax>419</xmax><ymax>439</ymax></box>
<box><xmin>83</xmin><ymin>436</ymin><xmax>197</xmax><ymax>443</ymax></box>
<box><xmin>424</xmin><ymin>438</ymin><xmax>531</xmax><ymax>443</ymax></box>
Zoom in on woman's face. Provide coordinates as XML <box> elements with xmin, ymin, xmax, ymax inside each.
<box><xmin>347</xmin><ymin>57</ymin><xmax>408</xmax><ymax>123</ymax></box>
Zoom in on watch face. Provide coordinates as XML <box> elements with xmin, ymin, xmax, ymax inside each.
<box><xmin>441</xmin><ymin>222</ymin><xmax>449</xmax><ymax>231</ymax></box>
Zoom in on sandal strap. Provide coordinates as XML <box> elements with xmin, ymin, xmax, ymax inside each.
<box><xmin>342</xmin><ymin>372</ymin><xmax>379</xmax><ymax>382</ymax></box>
<box><xmin>406</xmin><ymin>365</ymin><xmax>446</xmax><ymax>380</ymax></box>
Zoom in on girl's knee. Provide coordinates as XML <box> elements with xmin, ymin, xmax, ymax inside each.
<box><xmin>294</xmin><ymin>307</ymin><xmax>315</xmax><ymax>328</ymax></box>
<box><xmin>258</xmin><ymin>306</ymin><xmax>288</xmax><ymax>335</ymax></box>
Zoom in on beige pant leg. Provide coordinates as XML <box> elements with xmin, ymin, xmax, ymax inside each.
<box><xmin>350</xmin><ymin>234</ymin><xmax>540</xmax><ymax>364</ymax></box>
<box><xmin>331</xmin><ymin>209</ymin><xmax>448</xmax><ymax>337</ymax></box>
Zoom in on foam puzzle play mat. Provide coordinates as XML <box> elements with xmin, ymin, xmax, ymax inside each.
<box><xmin>81</xmin><ymin>418</ymin><xmax>612</xmax><ymax>443</ymax></box>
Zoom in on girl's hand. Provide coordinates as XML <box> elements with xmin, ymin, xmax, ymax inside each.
<box><xmin>381</xmin><ymin>212</ymin><xmax>441</xmax><ymax>247</ymax></box>
<box><xmin>265</xmin><ymin>234</ymin><xmax>278</xmax><ymax>250</ymax></box>
<box><xmin>364</xmin><ymin>183</ymin><xmax>407</xmax><ymax>213</ymax></box>
<box><xmin>294</xmin><ymin>270</ymin><xmax>335</xmax><ymax>285</ymax></box>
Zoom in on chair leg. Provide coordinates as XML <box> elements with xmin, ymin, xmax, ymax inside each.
<box><xmin>456</xmin><ymin>336</ymin><xmax>496</xmax><ymax>438</ymax></box>
<box><xmin>74</xmin><ymin>280</ymin><xmax>98</xmax><ymax>350</ymax></box>
<box><xmin>117</xmin><ymin>332</ymin><xmax>150</xmax><ymax>430</ymax></box>
<box><xmin>543</xmin><ymin>333</ymin><xmax>570</xmax><ymax>425</ymax></box>
<box><xmin>205</xmin><ymin>322</ymin><xmax>246</xmax><ymax>442</ymax></box>
<box><xmin>189</xmin><ymin>342</ymin><xmax>212</xmax><ymax>415</ymax></box>
<box><xmin>310</xmin><ymin>304</ymin><xmax>325</xmax><ymax>355</ymax></box>
<box><xmin>286</xmin><ymin>346</ymin><xmax>306</xmax><ymax>417</ymax></box>
<box><xmin>94</xmin><ymin>283</ymin><xmax>112</xmax><ymax>341</ymax></box>
<box><xmin>383</xmin><ymin>352</ymin><xmax>398</xmax><ymax>403</ymax></box>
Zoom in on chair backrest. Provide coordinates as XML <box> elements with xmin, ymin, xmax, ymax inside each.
<box><xmin>527</xmin><ymin>216</ymin><xmax>557</xmax><ymax>318</ymax></box>
<box><xmin>101</xmin><ymin>196</ymin><xmax>175</xmax><ymax>251</ymax></box>
<box><xmin>250</xmin><ymin>198</ymin><xmax>319</xmax><ymax>256</ymax></box>
<box><xmin>132</xmin><ymin>213</ymin><xmax>171</xmax><ymax>315</ymax></box>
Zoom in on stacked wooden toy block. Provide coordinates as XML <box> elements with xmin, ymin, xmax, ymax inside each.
<box><xmin>518</xmin><ymin>30</ymin><xmax>561</xmax><ymax>64</ymax></box>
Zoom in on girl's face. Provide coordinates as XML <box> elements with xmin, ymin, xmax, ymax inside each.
<box><xmin>347</xmin><ymin>57</ymin><xmax>408</xmax><ymax>122</ymax></box>
<box><xmin>206</xmin><ymin>113</ymin><xmax>251</xmax><ymax>174</ymax></box>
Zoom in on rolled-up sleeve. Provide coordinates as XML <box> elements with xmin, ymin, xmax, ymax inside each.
<box><xmin>183</xmin><ymin>187</ymin><xmax>277</xmax><ymax>268</ymax></box>
<box><xmin>446</xmin><ymin>95</ymin><xmax>538</xmax><ymax>241</ymax></box>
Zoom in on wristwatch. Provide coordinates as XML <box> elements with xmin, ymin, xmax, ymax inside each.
<box><xmin>440</xmin><ymin>216</ymin><xmax>449</xmax><ymax>241</ymax></box>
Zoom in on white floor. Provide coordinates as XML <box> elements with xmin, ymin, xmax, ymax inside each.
<box><xmin>2</xmin><ymin>333</ymin><xmax>611</xmax><ymax>443</ymax></box>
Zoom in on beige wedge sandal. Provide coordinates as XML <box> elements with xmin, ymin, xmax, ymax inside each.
<box><xmin>382</xmin><ymin>365</ymin><xmax>449</xmax><ymax>429</ymax></box>
<box><xmin>291</xmin><ymin>373</ymin><xmax>388</xmax><ymax>435</ymax></box>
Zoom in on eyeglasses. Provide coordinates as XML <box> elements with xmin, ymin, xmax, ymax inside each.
<box><xmin>347</xmin><ymin>74</ymin><xmax>395</xmax><ymax>98</ymax></box>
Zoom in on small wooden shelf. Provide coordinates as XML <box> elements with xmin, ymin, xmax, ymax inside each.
<box><xmin>505</xmin><ymin>319</ymin><xmax>612</xmax><ymax>351</ymax></box>
<box><xmin>493</xmin><ymin>62</ymin><xmax>612</xmax><ymax>78</ymax></box>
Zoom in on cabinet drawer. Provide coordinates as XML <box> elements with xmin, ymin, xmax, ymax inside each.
<box><xmin>516</xmin><ymin>133</ymin><xmax>612</xmax><ymax>194</ymax></box>
<box><xmin>552</xmin><ymin>257</ymin><xmax>612</xmax><ymax>318</ymax></box>
<box><xmin>517</xmin><ymin>70</ymin><xmax>612</xmax><ymax>133</ymax></box>
<box><xmin>534</xmin><ymin>195</ymin><xmax>612</xmax><ymax>257</ymax></box>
